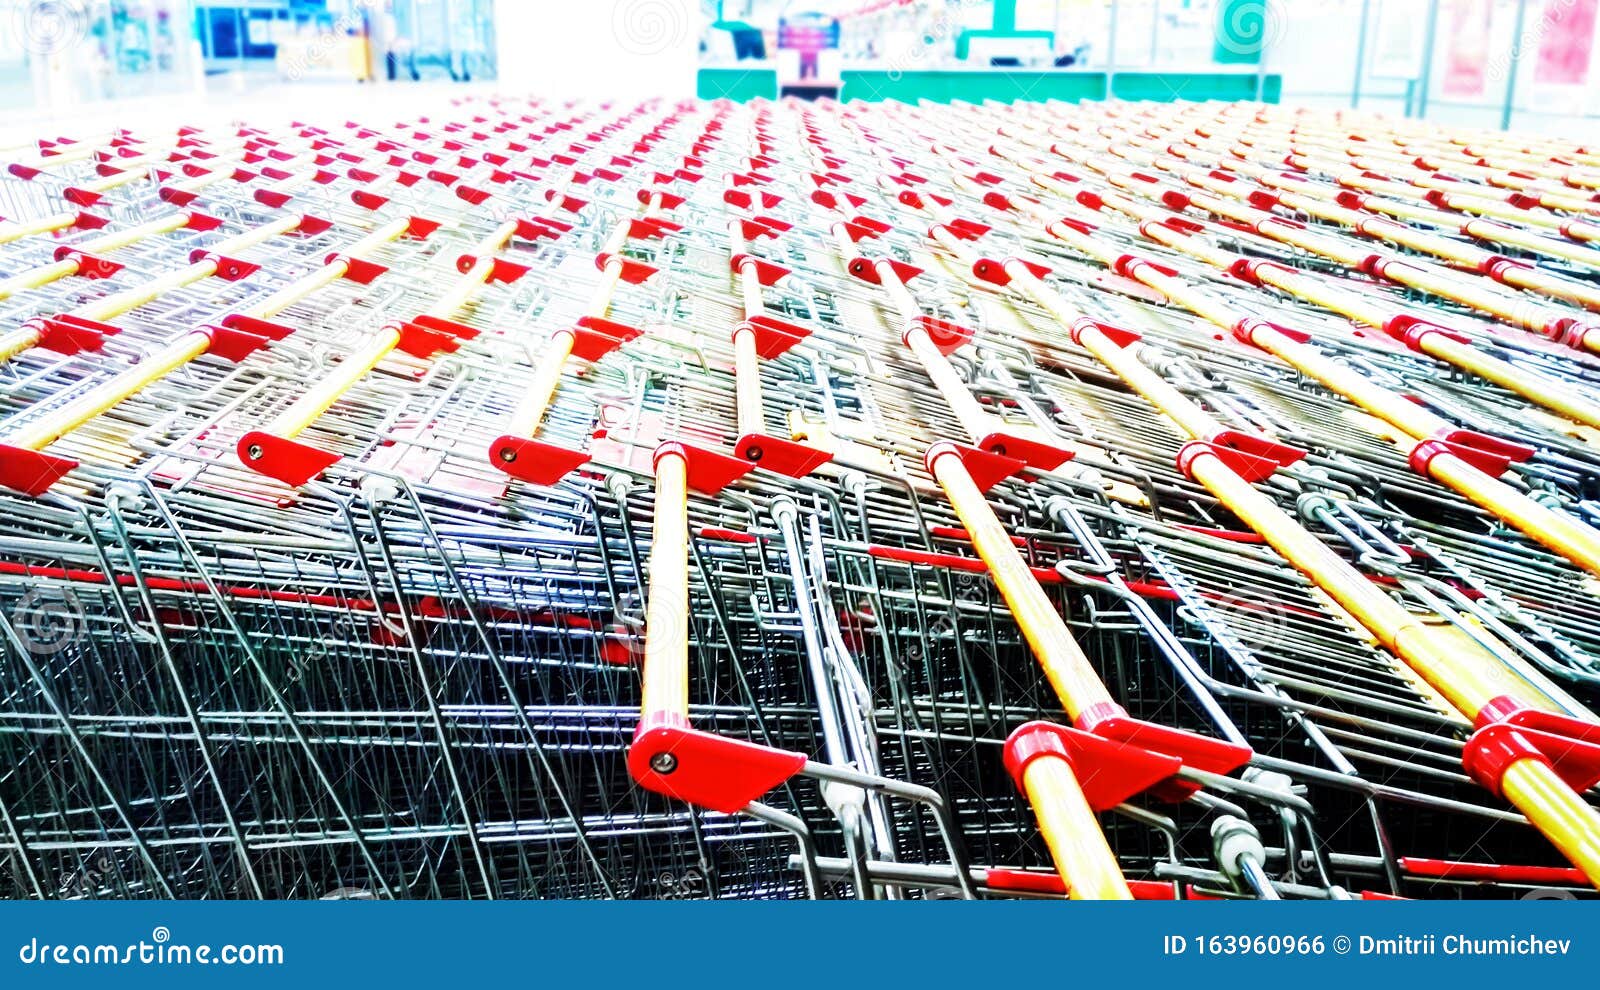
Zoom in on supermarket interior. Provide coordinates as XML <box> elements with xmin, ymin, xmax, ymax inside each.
<box><xmin>5</xmin><ymin>1</ymin><xmax>1600</xmax><ymax>131</ymax></box>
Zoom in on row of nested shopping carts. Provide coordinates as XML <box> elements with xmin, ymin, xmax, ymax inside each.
<box><xmin>2</xmin><ymin>92</ymin><xmax>1600</xmax><ymax>900</ymax></box>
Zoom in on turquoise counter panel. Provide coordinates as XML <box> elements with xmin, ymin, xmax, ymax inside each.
<box><xmin>697</xmin><ymin>68</ymin><xmax>1282</xmax><ymax>106</ymax></box>
<box><xmin>1111</xmin><ymin>71</ymin><xmax>1281</xmax><ymax>103</ymax></box>
<box><xmin>840</xmin><ymin>70</ymin><xmax>1107</xmax><ymax>104</ymax></box>
<box><xmin>697</xmin><ymin>67</ymin><xmax>778</xmax><ymax>101</ymax></box>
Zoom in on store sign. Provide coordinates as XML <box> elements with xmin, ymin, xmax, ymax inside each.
<box><xmin>1440</xmin><ymin>0</ymin><xmax>1492</xmax><ymax>97</ymax></box>
<box><xmin>1534</xmin><ymin>0</ymin><xmax>1598</xmax><ymax>85</ymax></box>
<box><xmin>1370</xmin><ymin>0</ymin><xmax>1428</xmax><ymax>79</ymax></box>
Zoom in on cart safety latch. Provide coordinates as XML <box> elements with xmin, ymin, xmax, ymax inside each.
<box><xmin>489</xmin><ymin>437</ymin><xmax>590</xmax><ymax>486</ymax></box>
<box><xmin>1382</xmin><ymin>315</ymin><xmax>1472</xmax><ymax>352</ymax></box>
<box><xmin>31</xmin><ymin>315</ymin><xmax>121</xmax><ymax>356</ymax></box>
<box><xmin>1463</xmin><ymin>702</ymin><xmax>1600</xmax><ymax>798</ymax></box>
<box><xmin>629</xmin><ymin>712</ymin><xmax>807</xmax><ymax>814</ymax></box>
<box><xmin>1067</xmin><ymin>318</ymin><xmax>1141</xmax><ymax>349</ymax></box>
<box><xmin>736</xmin><ymin>315</ymin><xmax>812</xmax><ymax>359</ymax></box>
<box><xmin>1409</xmin><ymin>428</ymin><xmax>1534</xmax><ymax>478</ymax></box>
<box><xmin>901</xmin><ymin>314</ymin><xmax>972</xmax><ymax>355</ymax></box>
<box><xmin>656</xmin><ymin>441</ymin><xmax>754</xmax><ymax>496</ymax></box>
<box><xmin>1230</xmin><ymin>317</ymin><xmax>1312</xmax><ymax>348</ymax></box>
<box><xmin>0</xmin><ymin>445</ymin><xmax>80</xmax><ymax>497</ymax></box>
<box><xmin>594</xmin><ymin>252</ymin><xmax>658</xmax><ymax>284</ymax></box>
<box><xmin>569</xmin><ymin>316</ymin><xmax>642</xmax><ymax>361</ymax></box>
<box><xmin>972</xmin><ymin>256</ymin><xmax>1050</xmax><ymax>287</ymax></box>
<box><xmin>976</xmin><ymin>430</ymin><xmax>1075</xmax><ymax>472</ymax></box>
<box><xmin>730</xmin><ymin>254</ymin><xmax>791</xmax><ymax>286</ymax></box>
<box><xmin>926</xmin><ymin>441</ymin><xmax>1026</xmax><ymax>493</ymax></box>
<box><xmin>56</xmin><ymin>249</ymin><xmax>123</xmax><ymax>279</ymax></box>
<box><xmin>734</xmin><ymin>433</ymin><xmax>833</xmax><ymax>478</ymax></box>
<box><xmin>237</xmin><ymin>432</ymin><xmax>341</xmax><ymax>487</ymax></box>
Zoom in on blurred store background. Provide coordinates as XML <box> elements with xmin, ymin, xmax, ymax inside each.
<box><xmin>3</xmin><ymin>0</ymin><xmax>1600</xmax><ymax>135</ymax></box>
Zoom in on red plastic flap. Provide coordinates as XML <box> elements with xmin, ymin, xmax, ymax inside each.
<box><xmin>237</xmin><ymin>431</ymin><xmax>340</xmax><ymax>486</ymax></box>
<box><xmin>158</xmin><ymin>186</ymin><xmax>199</xmax><ymax>207</ymax></box>
<box><xmin>200</xmin><ymin>325</ymin><xmax>272</xmax><ymax>362</ymax></box>
<box><xmin>455</xmin><ymin>184</ymin><xmax>492</xmax><ymax>206</ymax></box>
<box><xmin>738</xmin><ymin>314</ymin><xmax>812</xmax><ymax>359</ymax></box>
<box><xmin>977</xmin><ymin>430</ymin><xmax>1076</xmax><ymax>471</ymax></box>
<box><xmin>569</xmin><ymin>315</ymin><xmax>642</xmax><ymax>361</ymax></box>
<box><xmin>902</xmin><ymin>314</ymin><xmax>972</xmax><ymax>355</ymax></box>
<box><xmin>195</xmin><ymin>253</ymin><xmax>262</xmax><ymax>281</ymax></box>
<box><xmin>1408</xmin><ymin>430</ymin><xmax>1531</xmax><ymax>478</ymax></box>
<box><xmin>296</xmin><ymin>214</ymin><xmax>333</xmax><ymax>236</ymax></box>
<box><xmin>1209</xmin><ymin>429</ymin><xmax>1306</xmax><ymax>470</ymax></box>
<box><xmin>731</xmin><ymin>254</ymin><xmax>790</xmax><ymax>286</ymax></box>
<box><xmin>1383</xmin><ymin>314</ymin><xmax>1472</xmax><ymax>351</ymax></box>
<box><xmin>489</xmin><ymin>435</ymin><xmax>590</xmax><ymax>485</ymax></box>
<box><xmin>847</xmin><ymin>256</ymin><xmax>921</xmax><ymax>285</ymax></box>
<box><xmin>740</xmin><ymin>216</ymin><xmax>791</xmax><ymax>239</ymax></box>
<box><xmin>514</xmin><ymin>219</ymin><xmax>557</xmax><ymax>243</ymax></box>
<box><xmin>947</xmin><ymin>217</ymin><xmax>991</xmax><ymax>240</ymax></box>
<box><xmin>628</xmin><ymin>713</ymin><xmax>807</xmax><ymax>814</ymax></box>
<box><xmin>628</xmin><ymin>216</ymin><xmax>681</xmax><ymax>239</ymax></box>
<box><xmin>852</xmin><ymin>215</ymin><xmax>893</xmax><ymax>235</ymax></box>
<box><xmin>453</xmin><ymin>255</ymin><xmax>530</xmax><ymax>285</ymax></box>
<box><xmin>595</xmin><ymin>252</ymin><xmax>658</xmax><ymax>284</ymax></box>
<box><xmin>0</xmin><ymin>444</ymin><xmax>79</xmax><ymax>497</ymax></box>
<box><xmin>1077</xmin><ymin>706</ymin><xmax>1252</xmax><ymax>792</ymax></box>
<box><xmin>334</xmin><ymin>255</ymin><xmax>389</xmax><ymax>285</ymax></box>
<box><xmin>925</xmin><ymin>441</ymin><xmax>1026</xmax><ymax>492</ymax></box>
<box><xmin>59</xmin><ymin>250</ymin><xmax>123</xmax><ymax>280</ymax></box>
<box><xmin>32</xmin><ymin>315</ymin><xmax>121</xmax><ymax>355</ymax></box>
<box><xmin>1003</xmin><ymin>721</ymin><xmax>1183</xmax><ymax>812</ymax></box>
<box><xmin>839</xmin><ymin>220</ymin><xmax>878</xmax><ymax>243</ymax></box>
<box><xmin>637</xmin><ymin>188</ymin><xmax>685</xmax><ymax>210</ymax></box>
<box><xmin>1069</xmin><ymin>318</ymin><xmax>1141</xmax><ymax>349</ymax></box>
<box><xmin>1433</xmin><ymin>427</ymin><xmax>1535</xmax><ymax>464</ymax></box>
<box><xmin>1464</xmin><ymin>707</ymin><xmax>1600</xmax><ymax>797</ymax></box>
<box><xmin>734</xmin><ymin>433</ymin><xmax>833</xmax><ymax>477</ymax></box>
<box><xmin>351</xmin><ymin>189</ymin><xmax>389</xmax><ymax>210</ymax></box>
<box><xmin>221</xmin><ymin>313</ymin><xmax>295</xmax><ymax>341</ymax></box>
<box><xmin>971</xmin><ymin>258</ymin><xmax>1011</xmax><ymax>285</ymax></box>
<box><xmin>62</xmin><ymin>186</ymin><xmax>103</xmax><ymax>207</ymax></box>
<box><xmin>394</xmin><ymin>322</ymin><xmax>463</xmax><ymax>359</ymax></box>
<box><xmin>656</xmin><ymin>441</ymin><xmax>753</xmax><ymax>496</ymax></box>
<box><xmin>1232</xmin><ymin>317</ymin><xmax>1311</xmax><ymax>347</ymax></box>
<box><xmin>1177</xmin><ymin>439</ymin><xmax>1284</xmax><ymax>484</ymax></box>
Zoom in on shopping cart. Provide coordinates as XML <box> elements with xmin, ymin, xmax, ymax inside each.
<box><xmin>0</xmin><ymin>95</ymin><xmax>1598</xmax><ymax>902</ymax></box>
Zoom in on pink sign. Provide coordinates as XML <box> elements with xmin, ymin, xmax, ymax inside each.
<box><xmin>1535</xmin><ymin>0</ymin><xmax>1599</xmax><ymax>85</ymax></box>
<box><xmin>1441</xmin><ymin>0</ymin><xmax>1491</xmax><ymax>98</ymax></box>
